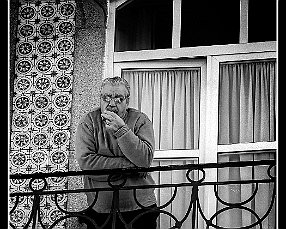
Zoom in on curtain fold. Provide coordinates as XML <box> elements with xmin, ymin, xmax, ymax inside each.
<box><xmin>217</xmin><ymin>59</ymin><xmax>276</xmax><ymax>229</ymax></box>
<box><xmin>122</xmin><ymin>68</ymin><xmax>200</xmax><ymax>228</ymax></box>
<box><xmin>218</xmin><ymin>60</ymin><xmax>276</xmax><ymax>144</ymax></box>
<box><xmin>122</xmin><ymin>68</ymin><xmax>201</xmax><ymax>151</ymax></box>
<box><xmin>217</xmin><ymin>151</ymin><xmax>276</xmax><ymax>229</ymax></box>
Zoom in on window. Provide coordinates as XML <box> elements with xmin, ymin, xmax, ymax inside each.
<box><xmin>218</xmin><ymin>59</ymin><xmax>276</xmax><ymax>144</ymax></box>
<box><xmin>114</xmin><ymin>0</ymin><xmax>173</xmax><ymax>51</ymax></box>
<box><xmin>115</xmin><ymin>55</ymin><xmax>277</xmax><ymax>228</ymax></box>
<box><xmin>107</xmin><ymin>1</ymin><xmax>277</xmax><ymax>227</ymax></box>
<box><xmin>217</xmin><ymin>150</ymin><xmax>276</xmax><ymax>228</ymax></box>
<box><xmin>122</xmin><ymin>68</ymin><xmax>201</xmax><ymax>151</ymax></box>
<box><xmin>181</xmin><ymin>0</ymin><xmax>240</xmax><ymax>47</ymax></box>
<box><xmin>248</xmin><ymin>0</ymin><xmax>277</xmax><ymax>43</ymax></box>
<box><xmin>116</xmin><ymin>59</ymin><xmax>206</xmax><ymax>229</ymax></box>
<box><xmin>215</xmin><ymin>56</ymin><xmax>277</xmax><ymax>229</ymax></box>
<box><xmin>113</xmin><ymin>0</ymin><xmax>276</xmax><ymax>52</ymax></box>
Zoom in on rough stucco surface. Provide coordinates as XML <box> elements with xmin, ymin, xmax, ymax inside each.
<box><xmin>67</xmin><ymin>0</ymin><xmax>107</xmax><ymax>228</ymax></box>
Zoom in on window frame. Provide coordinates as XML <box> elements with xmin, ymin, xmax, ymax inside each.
<box><xmin>105</xmin><ymin>1</ymin><xmax>277</xmax><ymax>225</ymax></box>
<box><xmin>104</xmin><ymin>0</ymin><xmax>276</xmax><ymax>77</ymax></box>
<box><xmin>106</xmin><ymin>0</ymin><xmax>278</xmax><ymax>162</ymax></box>
<box><xmin>212</xmin><ymin>51</ymin><xmax>278</xmax><ymax>155</ymax></box>
<box><xmin>114</xmin><ymin>58</ymin><xmax>207</xmax><ymax>160</ymax></box>
<box><xmin>200</xmin><ymin>51</ymin><xmax>277</xmax><ymax>227</ymax></box>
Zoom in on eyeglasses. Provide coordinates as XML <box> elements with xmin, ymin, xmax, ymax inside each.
<box><xmin>100</xmin><ymin>94</ymin><xmax>128</xmax><ymax>104</ymax></box>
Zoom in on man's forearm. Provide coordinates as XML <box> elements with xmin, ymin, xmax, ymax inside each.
<box><xmin>116</xmin><ymin>129</ymin><xmax>154</xmax><ymax>168</ymax></box>
<box><xmin>76</xmin><ymin>151</ymin><xmax>135</xmax><ymax>172</ymax></box>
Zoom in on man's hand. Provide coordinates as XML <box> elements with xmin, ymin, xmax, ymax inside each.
<box><xmin>101</xmin><ymin>110</ymin><xmax>125</xmax><ymax>132</ymax></box>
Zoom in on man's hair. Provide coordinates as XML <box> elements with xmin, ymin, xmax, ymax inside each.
<box><xmin>100</xmin><ymin>77</ymin><xmax>130</xmax><ymax>97</ymax></box>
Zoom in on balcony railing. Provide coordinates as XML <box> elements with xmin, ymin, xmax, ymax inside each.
<box><xmin>9</xmin><ymin>159</ymin><xmax>276</xmax><ymax>229</ymax></box>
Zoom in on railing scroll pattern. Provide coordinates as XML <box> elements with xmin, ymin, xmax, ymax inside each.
<box><xmin>9</xmin><ymin>160</ymin><xmax>276</xmax><ymax>229</ymax></box>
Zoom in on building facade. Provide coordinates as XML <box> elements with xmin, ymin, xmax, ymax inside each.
<box><xmin>9</xmin><ymin>0</ymin><xmax>277</xmax><ymax>228</ymax></box>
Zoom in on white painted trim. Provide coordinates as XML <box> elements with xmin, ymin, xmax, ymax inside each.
<box><xmin>197</xmin><ymin>56</ymin><xmax>220</xmax><ymax>227</ymax></box>
<box><xmin>202</xmin><ymin>56</ymin><xmax>220</xmax><ymax>164</ymax></box>
<box><xmin>218</xmin><ymin>141</ymin><xmax>277</xmax><ymax>153</ymax></box>
<box><xmin>240</xmin><ymin>0</ymin><xmax>249</xmax><ymax>43</ymax></box>
<box><xmin>114</xmin><ymin>63</ymin><xmax>122</xmax><ymax>77</ymax></box>
<box><xmin>154</xmin><ymin>150</ymin><xmax>200</xmax><ymax>159</ymax></box>
<box><xmin>114</xmin><ymin>60</ymin><xmax>206</xmax><ymax>78</ymax></box>
<box><xmin>114</xmin><ymin>41</ymin><xmax>276</xmax><ymax>62</ymax></box>
<box><xmin>114</xmin><ymin>58</ymin><xmax>206</xmax><ymax>70</ymax></box>
<box><xmin>104</xmin><ymin>0</ymin><xmax>116</xmax><ymax>78</ymax></box>
<box><xmin>213</xmin><ymin>50</ymin><xmax>277</xmax><ymax>62</ymax></box>
<box><xmin>115</xmin><ymin>0</ymin><xmax>132</xmax><ymax>8</ymax></box>
<box><xmin>198</xmin><ymin>60</ymin><xmax>207</xmax><ymax>160</ymax></box>
<box><xmin>172</xmin><ymin>0</ymin><xmax>182</xmax><ymax>48</ymax></box>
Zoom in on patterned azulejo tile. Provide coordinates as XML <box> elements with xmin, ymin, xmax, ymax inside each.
<box><xmin>10</xmin><ymin>1</ymin><xmax>76</xmax><ymax>228</ymax></box>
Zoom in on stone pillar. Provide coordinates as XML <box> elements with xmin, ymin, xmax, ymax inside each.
<box><xmin>68</xmin><ymin>0</ymin><xmax>107</xmax><ymax>228</ymax></box>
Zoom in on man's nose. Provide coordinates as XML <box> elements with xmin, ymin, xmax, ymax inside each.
<box><xmin>109</xmin><ymin>99</ymin><xmax>116</xmax><ymax>106</ymax></box>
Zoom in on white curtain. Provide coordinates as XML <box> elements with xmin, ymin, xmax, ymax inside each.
<box><xmin>122</xmin><ymin>68</ymin><xmax>201</xmax><ymax>151</ymax></box>
<box><xmin>217</xmin><ymin>60</ymin><xmax>276</xmax><ymax>229</ymax></box>
<box><xmin>152</xmin><ymin>159</ymin><xmax>198</xmax><ymax>229</ymax></box>
<box><xmin>122</xmin><ymin>69</ymin><xmax>201</xmax><ymax>228</ymax></box>
<box><xmin>218</xmin><ymin>60</ymin><xmax>276</xmax><ymax>144</ymax></box>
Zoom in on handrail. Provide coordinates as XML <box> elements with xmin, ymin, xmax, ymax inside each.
<box><xmin>10</xmin><ymin>159</ymin><xmax>274</xmax><ymax>179</ymax></box>
<box><xmin>9</xmin><ymin>160</ymin><xmax>276</xmax><ymax>229</ymax></box>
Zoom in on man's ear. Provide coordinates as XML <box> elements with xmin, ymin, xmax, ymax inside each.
<box><xmin>126</xmin><ymin>97</ymin><xmax>130</xmax><ymax>106</ymax></box>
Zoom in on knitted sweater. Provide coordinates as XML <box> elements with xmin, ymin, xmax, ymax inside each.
<box><xmin>75</xmin><ymin>107</ymin><xmax>157</xmax><ymax>213</ymax></box>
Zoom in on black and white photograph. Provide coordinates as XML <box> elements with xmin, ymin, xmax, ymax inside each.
<box><xmin>8</xmin><ymin>0</ymin><xmax>278</xmax><ymax>228</ymax></box>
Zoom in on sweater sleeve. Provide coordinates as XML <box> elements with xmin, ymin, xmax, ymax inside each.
<box><xmin>75</xmin><ymin>118</ymin><xmax>135</xmax><ymax>173</ymax></box>
<box><xmin>115</xmin><ymin>115</ymin><xmax>155</xmax><ymax>168</ymax></box>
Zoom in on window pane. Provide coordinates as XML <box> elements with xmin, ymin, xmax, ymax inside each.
<box><xmin>217</xmin><ymin>150</ymin><xmax>276</xmax><ymax>229</ymax></box>
<box><xmin>218</xmin><ymin>60</ymin><xmax>276</xmax><ymax>145</ymax></box>
<box><xmin>115</xmin><ymin>0</ymin><xmax>173</xmax><ymax>52</ymax></box>
<box><xmin>181</xmin><ymin>0</ymin><xmax>240</xmax><ymax>47</ymax></box>
<box><xmin>122</xmin><ymin>68</ymin><xmax>201</xmax><ymax>150</ymax></box>
<box><xmin>152</xmin><ymin>159</ymin><xmax>199</xmax><ymax>228</ymax></box>
<box><xmin>248</xmin><ymin>0</ymin><xmax>277</xmax><ymax>43</ymax></box>
<box><xmin>217</xmin><ymin>150</ymin><xmax>276</xmax><ymax>228</ymax></box>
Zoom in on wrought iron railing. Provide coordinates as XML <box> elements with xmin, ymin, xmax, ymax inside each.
<box><xmin>9</xmin><ymin>160</ymin><xmax>276</xmax><ymax>229</ymax></box>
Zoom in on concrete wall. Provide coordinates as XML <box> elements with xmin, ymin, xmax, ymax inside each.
<box><xmin>67</xmin><ymin>0</ymin><xmax>107</xmax><ymax>227</ymax></box>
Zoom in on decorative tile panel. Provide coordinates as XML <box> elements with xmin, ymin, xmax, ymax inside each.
<box><xmin>10</xmin><ymin>0</ymin><xmax>76</xmax><ymax>228</ymax></box>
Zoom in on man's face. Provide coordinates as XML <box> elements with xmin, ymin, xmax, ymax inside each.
<box><xmin>100</xmin><ymin>84</ymin><xmax>129</xmax><ymax>118</ymax></box>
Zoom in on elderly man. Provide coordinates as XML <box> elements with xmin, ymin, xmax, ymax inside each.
<box><xmin>75</xmin><ymin>76</ymin><xmax>158</xmax><ymax>229</ymax></box>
